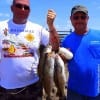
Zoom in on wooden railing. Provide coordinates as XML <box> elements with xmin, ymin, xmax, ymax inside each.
<box><xmin>47</xmin><ymin>29</ymin><xmax>72</xmax><ymax>45</ymax></box>
<box><xmin>57</xmin><ymin>30</ymin><xmax>72</xmax><ymax>45</ymax></box>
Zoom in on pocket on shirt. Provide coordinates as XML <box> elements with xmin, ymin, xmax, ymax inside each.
<box><xmin>88</xmin><ymin>41</ymin><xmax>100</xmax><ymax>59</ymax></box>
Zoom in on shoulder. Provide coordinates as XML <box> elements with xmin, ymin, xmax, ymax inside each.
<box><xmin>63</xmin><ymin>32</ymin><xmax>75</xmax><ymax>41</ymax></box>
<box><xmin>26</xmin><ymin>21</ymin><xmax>43</xmax><ymax>29</ymax></box>
<box><xmin>0</xmin><ymin>20</ymin><xmax>10</xmax><ymax>33</ymax></box>
<box><xmin>88</xmin><ymin>29</ymin><xmax>100</xmax><ymax>36</ymax></box>
<box><xmin>27</xmin><ymin>20</ymin><xmax>48</xmax><ymax>34</ymax></box>
<box><xmin>0</xmin><ymin>19</ymin><xmax>9</xmax><ymax>26</ymax></box>
<box><xmin>61</xmin><ymin>32</ymin><xmax>74</xmax><ymax>47</ymax></box>
<box><xmin>89</xmin><ymin>29</ymin><xmax>100</xmax><ymax>33</ymax></box>
<box><xmin>0</xmin><ymin>19</ymin><xmax>9</xmax><ymax>23</ymax></box>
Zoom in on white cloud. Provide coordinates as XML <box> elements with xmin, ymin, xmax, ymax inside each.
<box><xmin>0</xmin><ymin>13</ymin><xmax>10</xmax><ymax>17</ymax></box>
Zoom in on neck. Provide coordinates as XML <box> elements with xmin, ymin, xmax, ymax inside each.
<box><xmin>13</xmin><ymin>19</ymin><xmax>27</xmax><ymax>24</ymax></box>
<box><xmin>74</xmin><ymin>28</ymin><xmax>88</xmax><ymax>35</ymax></box>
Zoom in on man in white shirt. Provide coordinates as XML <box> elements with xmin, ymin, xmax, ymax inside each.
<box><xmin>0</xmin><ymin>0</ymin><xmax>59</xmax><ymax>100</ymax></box>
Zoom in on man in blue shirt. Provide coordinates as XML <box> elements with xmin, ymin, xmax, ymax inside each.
<box><xmin>62</xmin><ymin>5</ymin><xmax>100</xmax><ymax>100</ymax></box>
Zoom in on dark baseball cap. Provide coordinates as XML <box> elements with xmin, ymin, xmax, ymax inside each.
<box><xmin>71</xmin><ymin>5</ymin><xmax>88</xmax><ymax>15</ymax></box>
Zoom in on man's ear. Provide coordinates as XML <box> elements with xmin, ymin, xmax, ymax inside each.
<box><xmin>87</xmin><ymin>16</ymin><xmax>89</xmax><ymax>20</ymax></box>
<box><xmin>70</xmin><ymin>16</ymin><xmax>72</xmax><ymax>21</ymax></box>
<box><xmin>11</xmin><ymin>5</ymin><xmax>13</xmax><ymax>12</ymax></box>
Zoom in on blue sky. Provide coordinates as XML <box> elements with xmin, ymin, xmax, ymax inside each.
<box><xmin>0</xmin><ymin>0</ymin><xmax>100</xmax><ymax>31</ymax></box>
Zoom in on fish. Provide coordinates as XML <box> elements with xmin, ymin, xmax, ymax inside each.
<box><xmin>58</xmin><ymin>47</ymin><xmax>73</xmax><ymax>60</ymax></box>
<box><xmin>38</xmin><ymin>45</ymin><xmax>52</xmax><ymax>81</ymax></box>
<box><xmin>38</xmin><ymin>44</ymin><xmax>46</xmax><ymax>81</ymax></box>
<box><xmin>38</xmin><ymin>45</ymin><xmax>56</xmax><ymax>99</ymax></box>
<box><xmin>53</xmin><ymin>47</ymin><xmax>73</xmax><ymax>99</ymax></box>
<box><xmin>38</xmin><ymin>45</ymin><xmax>73</xmax><ymax>99</ymax></box>
<box><xmin>43</xmin><ymin>51</ymin><xmax>56</xmax><ymax>99</ymax></box>
<box><xmin>54</xmin><ymin>53</ymin><xmax>67</xmax><ymax>99</ymax></box>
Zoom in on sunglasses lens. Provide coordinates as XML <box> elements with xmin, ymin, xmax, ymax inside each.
<box><xmin>15</xmin><ymin>4</ymin><xmax>30</xmax><ymax>10</ymax></box>
<box><xmin>73</xmin><ymin>16</ymin><xmax>79</xmax><ymax>20</ymax></box>
<box><xmin>24</xmin><ymin>6</ymin><xmax>30</xmax><ymax>10</ymax></box>
<box><xmin>73</xmin><ymin>16</ymin><xmax>87</xmax><ymax>20</ymax></box>
<box><xmin>81</xmin><ymin>16</ymin><xmax>87</xmax><ymax>19</ymax></box>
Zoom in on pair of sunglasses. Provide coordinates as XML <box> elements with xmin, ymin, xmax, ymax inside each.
<box><xmin>73</xmin><ymin>16</ymin><xmax>87</xmax><ymax>20</ymax></box>
<box><xmin>15</xmin><ymin>3</ymin><xmax>30</xmax><ymax>10</ymax></box>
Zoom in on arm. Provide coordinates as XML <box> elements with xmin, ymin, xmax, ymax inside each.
<box><xmin>47</xmin><ymin>9</ymin><xmax>60</xmax><ymax>52</ymax></box>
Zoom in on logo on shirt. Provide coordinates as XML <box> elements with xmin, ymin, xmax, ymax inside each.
<box><xmin>25</xmin><ymin>33</ymin><xmax>35</xmax><ymax>42</ymax></box>
<box><xmin>2</xmin><ymin>29</ymin><xmax>35</xmax><ymax>58</ymax></box>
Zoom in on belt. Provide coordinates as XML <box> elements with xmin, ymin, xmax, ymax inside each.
<box><xmin>0</xmin><ymin>86</ymin><xmax>27</xmax><ymax>95</ymax></box>
<box><xmin>0</xmin><ymin>81</ymin><xmax>42</xmax><ymax>95</ymax></box>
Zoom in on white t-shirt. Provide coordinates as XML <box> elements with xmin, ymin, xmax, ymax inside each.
<box><xmin>0</xmin><ymin>19</ymin><xmax>49</xmax><ymax>89</ymax></box>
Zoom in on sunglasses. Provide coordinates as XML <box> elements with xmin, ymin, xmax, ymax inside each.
<box><xmin>15</xmin><ymin>3</ymin><xmax>30</xmax><ymax>10</ymax></box>
<box><xmin>73</xmin><ymin>16</ymin><xmax>87</xmax><ymax>20</ymax></box>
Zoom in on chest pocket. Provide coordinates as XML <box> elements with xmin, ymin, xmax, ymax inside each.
<box><xmin>88</xmin><ymin>41</ymin><xmax>100</xmax><ymax>59</ymax></box>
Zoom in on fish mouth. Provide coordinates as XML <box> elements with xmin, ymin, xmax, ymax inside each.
<box><xmin>44</xmin><ymin>45</ymin><xmax>52</xmax><ymax>53</ymax></box>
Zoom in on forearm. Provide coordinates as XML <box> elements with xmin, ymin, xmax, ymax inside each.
<box><xmin>47</xmin><ymin>9</ymin><xmax>60</xmax><ymax>52</ymax></box>
<box><xmin>48</xmin><ymin>25</ymin><xmax>60</xmax><ymax>52</ymax></box>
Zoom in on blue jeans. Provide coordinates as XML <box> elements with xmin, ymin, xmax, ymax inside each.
<box><xmin>67</xmin><ymin>89</ymin><xmax>100</xmax><ymax>100</ymax></box>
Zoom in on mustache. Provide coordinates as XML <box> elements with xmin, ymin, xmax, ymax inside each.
<box><xmin>76</xmin><ymin>22</ymin><xmax>84</xmax><ymax>24</ymax></box>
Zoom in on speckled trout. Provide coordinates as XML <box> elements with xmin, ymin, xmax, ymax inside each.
<box><xmin>38</xmin><ymin>45</ymin><xmax>52</xmax><ymax>80</ymax></box>
<box><xmin>38</xmin><ymin>45</ymin><xmax>56</xmax><ymax>99</ymax></box>
<box><xmin>38</xmin><ymin>45</ymin><xmax>73</xmax><ymax>99</ymax></box>
<box><xmin>54</xmin><ymin>53</ymin><xmax>66</xmax><ymax>98</ymax></box>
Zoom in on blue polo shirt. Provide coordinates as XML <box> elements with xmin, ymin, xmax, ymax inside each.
<box><xmin>62</xmin><ymin>29</ymin><xmax>100</xmax><ymax>97</ymax></box>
